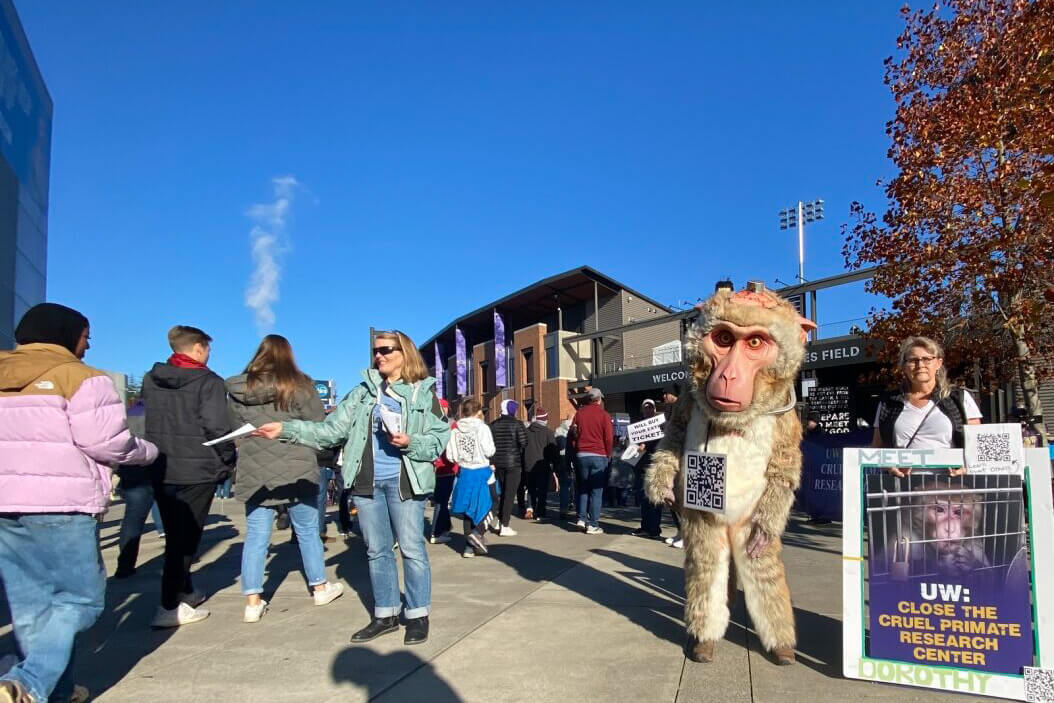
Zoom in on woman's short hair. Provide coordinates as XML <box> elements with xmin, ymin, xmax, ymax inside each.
<box><xmin>374</xmin><ymin>330</ymin><xmax>430</xmax><ymax>384</ymax></box>
<box><xmin>897</xmin><ymin>335</ymin><xmax>950</xmax><ymax>400</ymax></box>
<box><xmin>459</xmin><ymin>398</ymin><xmax>482</xmax><ymax>418</ymax></box>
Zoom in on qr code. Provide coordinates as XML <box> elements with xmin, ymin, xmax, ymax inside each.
<box><xmin>1025</xmin><ymin>667</ymin><xmax>1054</xmax><ymax>702</ymax></box>
<box><xmin>685</xmin><ymin>453</ymin><xmax>725</xmax><ymax>512</ymax></box>
<box><xmin>976</xmin><ymin>432</ymin><xmax>1012</xmax><ymax>463</ymax></box>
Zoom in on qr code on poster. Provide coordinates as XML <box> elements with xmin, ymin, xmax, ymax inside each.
<box><xmin>1024</xmin><ymin>667</ymin><xmax>1054</xmax><ymax>702</ymax></box>
<box><xmin>684</xmin><ymin>452</ymin><xmax>725</xmax><ymax>514</ymax></box>
<box><xmin>975</xmin><ymin>432</ymin><xmax>1012</xmax><ymax>463</ymax></box>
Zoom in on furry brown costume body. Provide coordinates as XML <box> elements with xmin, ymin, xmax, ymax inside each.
<box><xmin>645</xmin><ymin>282</ymin><xmax>814</xmax><ymax>664</ymax></box>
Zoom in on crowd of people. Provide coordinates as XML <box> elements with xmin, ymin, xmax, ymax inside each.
<box><xmin>0</xmin><ymin>301</ymin><xmax>1043</xmax><ymax>703</ymax></box>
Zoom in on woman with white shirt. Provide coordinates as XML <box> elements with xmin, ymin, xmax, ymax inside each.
<box><xmin>871</xmin><ymin>336</ymin><xmax>982</xmax><ymax>476</ymax></box>
<box><xmin>446</xmin><ymin>399</ymin><xmax>497</xmax><ymax>558</ymax></box>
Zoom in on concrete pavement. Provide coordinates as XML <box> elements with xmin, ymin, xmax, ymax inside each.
<box><xmin>1</xmin><ymin>499</ymin><xmax>977</xmax><ymax>702</ymax></box>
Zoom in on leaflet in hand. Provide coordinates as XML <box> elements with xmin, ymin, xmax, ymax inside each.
<box><xmin>379</xmin><ymin>405</ymin><xmax>402</xmax><ymax>435</ymax></box>
<box><xmin>202</xmin><ymin>423</ymin><xmax>257</xmax><ymax>447</ymax></box>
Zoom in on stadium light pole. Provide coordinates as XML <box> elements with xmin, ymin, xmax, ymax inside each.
<box><xmin>778</xmin><ymin>199</ymin><xmax>824</xmax><ymax>282</ymax></box>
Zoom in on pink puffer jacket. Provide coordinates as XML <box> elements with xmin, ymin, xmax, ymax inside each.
<box><xmin>0</xmin><ymin>343</ymin><xmax>158</xmax><ymax>514</ymax></box>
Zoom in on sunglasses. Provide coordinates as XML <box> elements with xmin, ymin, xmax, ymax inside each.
<box><xmin>373</xmin><ymin>346</ymin><xmax>401</xmax><ymax>357</ymax></box>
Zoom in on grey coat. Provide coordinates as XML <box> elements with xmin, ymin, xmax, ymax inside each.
<box><xmin>226</xmin><ymin>374</ymin><xmax>327</xmax><ymax>507</ymax></box>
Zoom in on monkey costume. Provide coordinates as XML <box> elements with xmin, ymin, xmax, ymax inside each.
<box><xmin>645</xmin><ymin>282</ymin><xmax>815</xmax><ymax>665</ymax></box>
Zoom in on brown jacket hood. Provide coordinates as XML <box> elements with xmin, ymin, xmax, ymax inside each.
<box><xmin>0</xmin><ymin>343</ymin><xmax>82</xmax><ymax>392</ymax></box>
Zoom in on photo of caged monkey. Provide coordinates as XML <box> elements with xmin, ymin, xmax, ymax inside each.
<box><xmin>865</xmin><ymin>472</ymin><xmax>1029</xmax><ymax>589</ymax></box>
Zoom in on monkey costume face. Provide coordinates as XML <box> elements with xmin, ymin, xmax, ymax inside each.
<box><xmin>686</xmin><ymin>284</ymin><xmax>816</xmax><ymax>429</ymax></box>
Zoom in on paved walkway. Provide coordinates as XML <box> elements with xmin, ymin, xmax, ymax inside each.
<box><xmin>1</xmin><ymin>499</ymin><xmax>972</xmax><ymax>702</ymax></box>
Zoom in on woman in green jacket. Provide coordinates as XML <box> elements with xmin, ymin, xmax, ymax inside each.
<box><xmin>254</xmin><ymin>330</ymin><xmax>449</xmax><ymax>646</ymax></box>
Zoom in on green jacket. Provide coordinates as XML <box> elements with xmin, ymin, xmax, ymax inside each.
<box><xmin>281</xmin><ymin>369</ymin><xmax>449</xmax><ymax>497</ymax></box>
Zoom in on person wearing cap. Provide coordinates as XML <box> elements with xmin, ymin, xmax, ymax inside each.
<box><xmin>523</xmin><ymin>406</ymin><xmax>559</xmax><ymax>520</ymax></box>
<box><xmin>489</xmin><ymin>399</ymin><xmax>527</xmax><ymax>535</ymax></box>
<box><xmin>569</xmin><ymin>387</ymin><xmax>613</xmax><ymax>534</ymax></box>
<box><xmin>631</xmin><ymin>399</ymin><xmax>664</xmax><ymax>539</ymax></box>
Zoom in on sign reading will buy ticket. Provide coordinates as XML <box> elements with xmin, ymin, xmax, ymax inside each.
<box><xmin>627</xmin><ymin>413</ymin><xmax>665</xmax><ymax>444</ymax></box>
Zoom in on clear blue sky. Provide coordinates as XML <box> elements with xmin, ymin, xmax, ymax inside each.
<box><xmin>19</xmin><ymin>1</ymin><xmax>902</xmax><ymax>393</ymax></box>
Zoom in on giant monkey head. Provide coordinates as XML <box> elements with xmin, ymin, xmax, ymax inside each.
<box><xmin>685</xmin><ymin>282</ymin><xmax>816</xmax><ymax>429</ymax></box>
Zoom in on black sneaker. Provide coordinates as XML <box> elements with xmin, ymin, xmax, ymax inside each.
<box><xmin>404</xmin><ymin>616</ymin><xmax>429</xmax><ymax>645</ymax></box>
<box><xmin>351</xmin><ymin>616</ymin><xmax>399</xmax><ymax>643</ymax></box>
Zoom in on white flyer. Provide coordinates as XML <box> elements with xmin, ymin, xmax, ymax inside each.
<box><xmin>202</xmin><ymin>423</ymin><xmax>256</xmax><ymax>447</ymax></box>
<box><xmin>379</xmin><ymin>404</ymin><xmax>403</xmax><ymax>435</ymax></box>
<box><xmin>963</xmin><ymin>423</ymin><xmax>1024</xmax><ymax>474</ymax></box>
<box><xmin>627</xmin><ymin>413</ymin><xmax>666</xmax><ymax>444</ymax></box>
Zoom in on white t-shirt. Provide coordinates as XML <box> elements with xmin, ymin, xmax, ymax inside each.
<box><xmin>874</xmin><ymin>392</ymin><xmax>983</xmax><ymax>448</ymax></box>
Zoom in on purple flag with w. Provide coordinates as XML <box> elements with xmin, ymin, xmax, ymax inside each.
<box><xmin>455</xmin><ymin>328</ymin><xmax>467</xmax><ymax>396</ymax></box>
<box><xmin>494</xmin><ymin>309</ymin><xmax>506</xmax><ymax>387</ymax></box>
<box><xmin>434</xmin><ymin>342</ymin><xmax>444</xmax><ymax>399</ymax></box>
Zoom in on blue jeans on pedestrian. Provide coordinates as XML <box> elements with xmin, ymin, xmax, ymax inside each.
<box><xmin>119</xmin><ymin>482</ymin><xmax>163</xmax><ymax>550</ymax></box>
<box><xmin>353</xmin><ymin>477</ymin><xmax>431</xmax><ymax>619</ymax></box>
<box><xmin>0</xmin><ymin>514</ymin><xmax>106</xmax><ymax>703</ymax></box>
<box><xmin>575</xmin><ymin>454</ymin><xmax>608</xmax><ymax>528</ymax></box>
<box><xmin>215</xmin><ymin>477</ymin><xmax>233</xmax><ymax>499</ymax></box>
<box><xmin>241</xmin><ymin>501</ymin><xmax>327</xmax><ymax>596</ymax></box>
<box><xmin>317</xmin><ymin>467</ymin><xmax>333</xmax><ymax>534</ymax></box>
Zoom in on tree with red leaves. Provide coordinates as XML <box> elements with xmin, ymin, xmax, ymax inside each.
<box><xmin>844</xmin><ymin>0</ymin><xmax>1053</xmax><ymax>444</ymax></box>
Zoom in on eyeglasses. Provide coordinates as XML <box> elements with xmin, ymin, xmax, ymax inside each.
<box><xmin>373</xmin><ymin>346</ymin><xmax>401</xmax><ymax>357</ymax></box>
<box><xmin>905</xmin><ymin>355</ymin><xmax>938</xmax><ymax>366</ymax></box>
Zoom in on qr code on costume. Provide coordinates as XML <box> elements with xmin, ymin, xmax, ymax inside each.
<box><xmin>685</xmin><ymin>453</ymin><xmax>725</xmax><ymax>512</ymax></box>
<box><xmin>975</xmin><ymin>432</ymin><xmax>1012</xmax><ymax>463</ymax></box>
<box><xmin>1024</xmin><ymin>667</ymin><xmax>1054</xmax><ymax>702</ymax></box>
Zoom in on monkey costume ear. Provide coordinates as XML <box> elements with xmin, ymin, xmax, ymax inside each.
<box><xmin>797</xmin><ymin>316</ymin><xmax>817</xmax><ymax>344</ymax></box>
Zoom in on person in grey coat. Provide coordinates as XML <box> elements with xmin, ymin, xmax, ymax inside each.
<box><xmin>226</xmin><ymin>335</ymin><xmax>344</xmax><ymax>623</ymax></box>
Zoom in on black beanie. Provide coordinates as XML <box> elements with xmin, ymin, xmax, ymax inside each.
<box><xmin>15</xmin><ymin>303</ymin><xmax>89</xmax><ymax>354</ymax></box>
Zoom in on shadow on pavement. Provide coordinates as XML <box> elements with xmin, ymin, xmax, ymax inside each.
<box><xmin>331</xmin><ymin>647</ymin><xmax>462</xmax><ymax>702</ymax></box>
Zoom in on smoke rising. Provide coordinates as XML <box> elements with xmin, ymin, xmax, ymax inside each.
<box><xmin>245</xmin><ymin>176</ymin><xmax>299</xmax><ymax>330</ymax></box>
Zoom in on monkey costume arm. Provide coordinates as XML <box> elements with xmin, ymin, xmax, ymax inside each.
<box><xmin>748</xmin><ymin>410</ymin><xmax>803</xmax><ymax>556</ymax></box>
<box><xmin>644</xmin><ymin>394</ymin><xmax>693</xmax><ymax>506</ymax></box>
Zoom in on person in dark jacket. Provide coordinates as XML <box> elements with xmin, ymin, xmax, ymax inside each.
<box><xmin>630</xmin><ymin>399</ymin><xmax>664</xmax><ymax>539</ymax></box>
<box><xmin>227</xmin><ymin>335</ymin><xmax>344</xmax><ymax>623</ymax></box>
<box><xmin>143</xmin><ymin>325</ymin><xmax>236</xmax><ymax>628</ymax></box>
<box><xmin>114</xmin><ymin>398</ymin><xmax>165</xmax><ymax>578</ymax></box>
<box><xmin>524</xmin><ymin>406</ymin><xmax>559</xmax><ymax>520</ymax></box>
<box><xmin>490</xmin><ymin>399</ymin><xmax>527</xmax><ymax>535</ymax></box>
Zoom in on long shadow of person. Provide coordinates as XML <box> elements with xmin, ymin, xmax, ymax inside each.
<box><xmin>331</xmin><ymin>646</ymin><xmax>462</xmax><ymax>702</ymax></box>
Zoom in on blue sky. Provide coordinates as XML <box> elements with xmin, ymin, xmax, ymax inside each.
<box><xmin>20</xmin><ymin>1</ymin><xmax>902</xmax><ymax>393</ymax></box>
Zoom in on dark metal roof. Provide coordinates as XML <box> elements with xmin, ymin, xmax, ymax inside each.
<box><xmin>420</xmin><ymin>266</ymin><xmax>672</xmax><ymax>354</ymax></box>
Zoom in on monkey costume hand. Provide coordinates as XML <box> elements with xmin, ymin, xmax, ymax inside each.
<box><xmin>746</xmin><ymin>524</ymin><xmax>772</xmax><ymax>559</ymax></box>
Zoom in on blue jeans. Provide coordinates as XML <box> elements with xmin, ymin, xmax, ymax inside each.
<box><xmin>0</xmin><ymin>514</ymin><xmax>106</xmax><ymax>703</ymax></box>
<box><xmin>317</xmin><ymin>467</ymin><xmax>333</xmax><ymax>534</ymax></box>
<box><xmin>215</xmin><ymin>477</ymin><xmax>233</xmax><ymax>499</ymax></box>
<box><xmin>119</xmin><ymin>482</ymin><xmax>163</xmax><ymax>548</ymax></box>
<box><xmin>353</xmin><ymin>478</ymin><xmax>431</xmax><ymax>619</ymax></box>
<box><xmin>575</xmin><ymin>455</ymin><xmax>608</xmax><ymax>528</ymax></box>
<box><xmin>241</xmin><ymin>501</ymin><xmax>326</xmax><ymax>596</ymax></box>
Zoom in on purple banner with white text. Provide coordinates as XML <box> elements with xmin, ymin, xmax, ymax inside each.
<box><xmin>494</xmin><ymin>310</ymin><xmax>506</xmax><ymax>387</ymax></box>
<box><xmin>434</xmin><ymin>343</ymin><xmax>444</xmax><ymax>399</ymax></box>
<box><xmin>456</xmin><ymin>328</ymin><xmax>467</xmax><ymax>396</ymax></box>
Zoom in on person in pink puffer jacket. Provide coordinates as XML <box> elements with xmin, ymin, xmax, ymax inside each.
<box><xmin>0</xmin><ymin>303</ymin><xmax>157</xmax><ymax>703</ymax></box>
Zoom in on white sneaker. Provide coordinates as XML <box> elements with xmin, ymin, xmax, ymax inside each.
<box><xmin>665</xmin><ymin>532</ymin><xmax>682</xmax><ymax>546</ymax></box>
<box><xmin>671</xmin><ymin>538</ymin><xmax>684</xmax><ymax>549</ymax></box>
<box><xmin>586</xmin><ymin>525</ymin><xmax>604</xmax><ymax>535</ymax></box>
<box><xmin>244</xmin><ymin>600</ymin><xmax>268</xmax><ymax>623</ymax></box>
<box><xmin>575</xmin><ymin>520</ymin><xmax>586</xmax><ymax>530</ymax></box>
<box><xmin>429</xmin><ymin>533</ymin><xmax>452</xmax><ymax>544</ymax></box>
<box><xmin>313</xmin><ymin>582</ymin><xmax>344</xmax><ymax>606</ymax></box>
<box><xmin>499</xmin><ymin>525</ymin><xmax>518</xmax><ymax>537</ymax></box>
<box><xmin>462</xmin><ymin>548</ymin><xmax>475</xmax><ymax>558</ymax></box>
<box><xmin>151</xmin><ymin>602</ymin><xmax>210</xmax><ymax>628</ymax></box>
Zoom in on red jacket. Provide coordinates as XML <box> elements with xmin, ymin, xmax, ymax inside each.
<box><xmin>434</xmin><ymin>420</ymin><xmax>459</xmax><ymax>477</ymax></box>
<box><xmin>570</xmin><ymin>404</ymin><xmax>613</xmax><ymax>456</ymax></box>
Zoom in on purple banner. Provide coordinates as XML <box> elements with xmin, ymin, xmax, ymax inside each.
<box><xmin>434</xmin><ymin>343</ymin><xmax>444</xmax><ymax>399</ymax></box>
<box><xmin>455</xmin><ymin>327</ymin><xmax>467</xmax><ymax>396</ymax></box>
<box><xmin>866</xmin><ymin>473</ymin><xmax>1034</xmax><ymax>675</ymax></box>
<box><xmin>494</xmin><ymin>309</ymin><xmax>506</xmax><ymax>387</ymax></box>
<box><xmin>795</xmin><ymin>428</ymin><xmax>873</xmax><ymax>521</ymax></box>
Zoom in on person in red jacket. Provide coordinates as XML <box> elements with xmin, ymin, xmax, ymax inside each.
<box><xmin>429</xmin><ymin>399</ymin><xmax>458</xmax><ymax>543</ymax></box>
<box><xmin>569</xmin><ymin>388</ymin><xmax>613</xmax><ymax>534</ymax></box>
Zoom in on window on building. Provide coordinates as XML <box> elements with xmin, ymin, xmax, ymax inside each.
<box><xmin>507</xmin><ymin>345</ymin><xmax>515</xmax><ymax>386</ymax></box>
<box><xmin>546</xmin><ymin>345</ymin><xmax>558</xmax><ymax>379</ymax></box>
<box><xmin>523</xmin><ymin>348</ymin><xmax>534</xmax><ymax>384</ymax></box>
<box><xmin>480</xmin><ymin>361</ymin><xmax>490</xmax><ymax>394</ymax></box>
